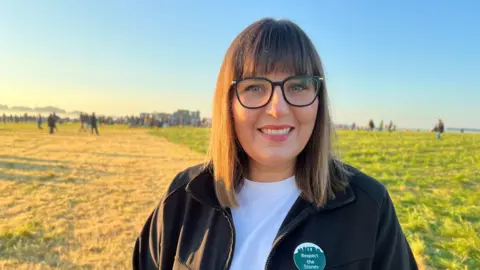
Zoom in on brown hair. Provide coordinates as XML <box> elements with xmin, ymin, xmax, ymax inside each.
<box><xmin>206</xmin><ymin>18</ymin><xmax>350</xmax><ymax>209</ymax></box>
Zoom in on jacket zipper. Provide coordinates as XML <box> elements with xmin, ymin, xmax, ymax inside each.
<box><xmin>264</xmin><ymin>208</ymin><xmax>313</xmax><ymax>270</ymax></box>
<box><xmin>189</xmin><ymin>192</ymin><xmax>236</xmax><ymax>270</ymax></box>
<box><xmin>264</xmin><ymin>196</ymin><xmax>355</xmax><ymax>270</ymax></box>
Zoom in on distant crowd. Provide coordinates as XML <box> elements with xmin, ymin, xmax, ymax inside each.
<box><xmin>1</xmin><ymin>113</ymin><xmax>41</xmax><ymax>124</ymax></box>
<box><xmin>1</xmin><ymin>112</ymin><xmax>106</xmax><ymax>135</ymax></box>
<box><xmin>336</xmin><ymin>120</ymin><xmax>397</xmax><ymax>132</ymax></box>
<box><xmin>1</xmin><ymin>113</ymin><xmax>131</xmax><ymax>126</ymax></box>
<box><xmin>1</xmin><ymin>113</ymin><xmax>178</xmax><ymax>131</ymax></box>
<box><xmin>336</xmin><ymin>119</ymin><xmax>447</xmax><ymax>139</ymax></box>
<box><xmin>2</xmin><ymin>113</ymin><xmax>450</xmax><ymax>139</ymax></box>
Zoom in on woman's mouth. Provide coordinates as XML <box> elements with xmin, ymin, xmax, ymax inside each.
<box><xmin>257</xmin><ymin>126</ymin><xmax>294</xmax><ymax>142</ymax></box>
<box><xmin>259</xmin><ymin>127</ymin><xmax>293</xmax><ymax>135</ymax></box>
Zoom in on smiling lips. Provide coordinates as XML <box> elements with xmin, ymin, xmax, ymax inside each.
<box><xmin>258</xmin><ymin>125</ymin><xmax>294</xmax><ymax>142</ymax></box>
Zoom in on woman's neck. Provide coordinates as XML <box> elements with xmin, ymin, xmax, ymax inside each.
<box><xmin>246</xmin><ymin>159</ymin><xmax>295</xmax><ymax>182</ymax></box>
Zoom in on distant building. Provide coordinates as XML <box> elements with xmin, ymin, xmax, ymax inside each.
<box><xmin>172</xmin><ymin>109</ymin><xmax>201</xmax><ymax>126</ymax></box>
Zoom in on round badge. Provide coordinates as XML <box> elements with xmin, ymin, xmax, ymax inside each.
<box><xmin>293</xmin><ymin>242</ymin><xmax>326</xmax><ymax>270</ymax></box>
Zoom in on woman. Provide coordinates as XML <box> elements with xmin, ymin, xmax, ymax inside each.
<box><xmin>133</xmin><ymin>18</ymin><xmax>418</xmax><ymax>270</ymax></box>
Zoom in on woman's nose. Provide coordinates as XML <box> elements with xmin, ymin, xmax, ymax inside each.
<box><xmin>265</xmin><ymin>86</ymin><xmax>290</xmax><ymax>118</ymax></box>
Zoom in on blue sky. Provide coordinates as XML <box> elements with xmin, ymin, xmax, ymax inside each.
<box><xmin>1</xmin><ymin>1</ymin><xmax>479</xmax><ymax>129</ymax></box>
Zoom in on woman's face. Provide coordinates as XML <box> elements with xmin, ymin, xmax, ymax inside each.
<box><xmin>232</xmin><ymin>72</ymin><xmax>318</xmax><ymax>168</ymax></box>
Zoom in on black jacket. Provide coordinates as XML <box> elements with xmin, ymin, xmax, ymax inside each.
<box><xmin>133</xmin><ymin>163</ymin><xmax>418</xmax><ymax>270</ymax></box>
<box><xmin>91</xmin><ymin>115</ymin><xmax>97</xmax><ymax>127</ymax></box>
<box><xmin>47</xmin><ymin>115</ymin><xmax>56</xmax><ymax>127</ymax></box>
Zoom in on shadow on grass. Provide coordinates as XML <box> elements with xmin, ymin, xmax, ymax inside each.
<box><xmin>0</xmin><ymin>172</ymin><xmax>89</xmax><ymax>184</ymax></box>
<box><xmin>91</xmin><ymin>151</ymin><xmax>166</xmax><ymax>159</ymax></box>
<box><xmin>0</xmin><ymin>161</ymin><xmax>58</xmax><ymax>172</ymax></box>
<box><xmin>0</xmin><ymin>221</ymin><xmax>89</xmax><ymax>268</ymax></box>
<box><xmin>0</xmin><ymin>155</ymin><xmax>71</xmax><ymax>164</ymax></box>
<box><xmin>0</xmin><ymin>155</ymin><xmax>134</xmax><ymax>185</ymax></box>
<box><xmin>0</xmin><ymin>155</ymin><xmax>128</xmax><ymax>169</ymax></box>
<box><xmin>46</xmin><ymin>149</ymin><xmax>167</xmax><ymax>159</ymax></box>
<box><xmin>0</xmin><ymin>159</ymin><xmax>118</xmax><ymax>184</ymax></box>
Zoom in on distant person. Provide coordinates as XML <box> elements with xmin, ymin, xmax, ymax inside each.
<box><xmin>37</xmin><ymin>114</ymin><xmax>43</xmax><ymax>129</ymax></box>
<box><xmin>86</xmin><ymin>114</ymin><xmax>92</xmax><ymax>130</ymax></box>
<box><xmin>91</xmin><ymin>112</ymin><xmax>99</xmax><ymax>135</ymax></box>
<box><xmin>133</xmin><ymin>18</ymin><xmax>417</xmax><ymax>270</ymax></box>
<box><xmin>368</xmin><ymin>119</ymin><xmax>375</xmax><ymax>131</ymax></box>
<box><xmin>79</xmin><ymin>113</ymin><xmax>87</xmax><ymax>132</ymax></box>
<box><xmin>53</xmin><ymin>113</ymin><xmax>60</xmax><ymax>131</ymax></box>
<box><xmin>351</xmin><ymin>122</ymin><xmax>356</xmax><ymax>130</ymax></box>
<box><xmin>47</xmin><ymin>113</ymin><xmax>56</xmax><ymax>134</ymax></box>
<box><xmin>433</xmin><ymin>119</ymin><xmax>445</xmax><ymax>139</ymax></box>
<box><xmin>388</xmin><ymin>120</ymin><xmax>394</xmax><ymax>132</ymax></box>
<box><xmin>2</xmin><ymin>113</ymin><xmax>6</xmax><ymax>123</ymax></box>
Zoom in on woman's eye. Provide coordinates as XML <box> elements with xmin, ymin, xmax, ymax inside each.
<box><xmin>290</xmin><ymin>84</ymin><xmax>307</xmax><ymax>91</ymax></box>
<box><xmin>246</xmin><ymin>86</ymin><xmax>263</xmax><ymax>92</ymax></box>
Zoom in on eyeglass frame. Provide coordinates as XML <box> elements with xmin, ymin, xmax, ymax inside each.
<box><xmin>231</xmin><ymin>75</ymin><xmax>324</xmax><ymax>109</ymax></box>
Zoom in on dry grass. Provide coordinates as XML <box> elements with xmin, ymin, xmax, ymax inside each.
<box><xmin>0</xmin><ymin>124</ymin><xmax>204</xmax><ymax>269</ymax></box>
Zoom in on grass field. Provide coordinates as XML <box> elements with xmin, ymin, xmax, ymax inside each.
<box><xmin>0</xmin><ymin>124</ymin><xmax>204</xmax><ymax>269</ymax></box>
<box><xmin>1</xmin><ymin>124</ymin><xmax>478</xmax><ymax>269</ymax></box>
<box><xmin>151</xmin><ymin>127</ymin><xmax>480</xmax><ymax>270</ymax></box>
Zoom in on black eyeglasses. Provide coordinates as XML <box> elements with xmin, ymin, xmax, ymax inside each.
<box><xmin>231</xmin><ymin>75</ymin><xmax>323</xmax><ymax>109</ymax></box>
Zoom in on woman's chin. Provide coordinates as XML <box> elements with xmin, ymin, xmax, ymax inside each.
<box><xmin>255</xmin><ymin>153</ymin><xmax>296</xmax><ymax>167</ymax></box>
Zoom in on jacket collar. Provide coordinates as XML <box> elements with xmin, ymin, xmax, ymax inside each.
<box><xmin>185</xmin><ymin>165</ymin><xmax>356</xmax><ymax>212</ymax></box>
<box><xmin>185</xmin><ymin>165</ymin><xmax>223</xmax><ymax>208</ymax></box>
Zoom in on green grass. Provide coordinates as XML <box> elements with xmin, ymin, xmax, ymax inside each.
<box><xmin>151</xmin><ymin>127</ymin><xmax>480</xmax><ymax>270</ymax></box>
<box><xmin>150</xmin><ymin>126</ymin><xmax>211</xmax><ymax>154</ymax></box>
<box><xmin>0</xmin><ymin>221</ymin><xmax>68</xmax><ymax>267</ymax></box>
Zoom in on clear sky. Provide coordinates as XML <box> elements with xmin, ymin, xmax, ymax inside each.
<box><xmin>1</xmin><ymin>0</ymin><xmax>479</xmax><ymax>129</ymax></box>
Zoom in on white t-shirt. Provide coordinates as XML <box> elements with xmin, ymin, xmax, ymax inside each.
<box><xmin>230</xmin><ymin>176</ymin><xmax>301</xmax><ymax>270</ymax></box>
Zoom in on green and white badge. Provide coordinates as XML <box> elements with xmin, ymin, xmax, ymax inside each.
<box><xmin>293</xmin><ymin>242</ymin><xmax>326</xmax><ymax>270</ymax></box>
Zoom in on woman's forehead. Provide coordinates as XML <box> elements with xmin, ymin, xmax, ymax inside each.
<box><xmin>238</xmin><ymin>58</ymin><xmax>313</xmax><ymax>79</ymax></box>
<box><xmin>244</xmin><ymin>72</ymin><xmax>295</xmax><ymax>80</ymax></box>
